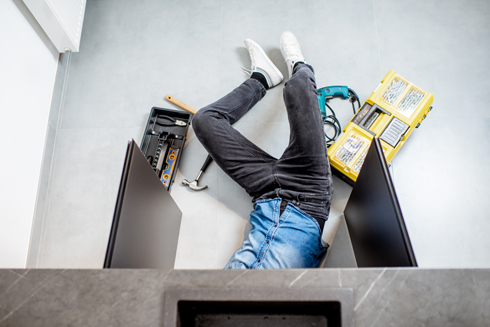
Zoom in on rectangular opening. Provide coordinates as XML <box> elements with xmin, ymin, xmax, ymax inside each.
<box><xmin>177</xmin><ymin>301</ymin><xmax>341</xmax><ymax>327</ymax></box>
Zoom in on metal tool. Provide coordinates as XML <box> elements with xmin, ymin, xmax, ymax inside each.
<box><xmin>154</xmin><ymin>115</ymin><xmax>187</xmax><ymax>127</ymax></box>
<box><xmin>154</xmin><ymin>141</ymin><xmax>169</xmax><ymax>176</ymax></box>
<box><xmin>182</xmin><ymin>155</ymin><xmax>213</xmax><ymax>191</ymax></box>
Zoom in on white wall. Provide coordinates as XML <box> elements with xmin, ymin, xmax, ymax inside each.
<box><xmin>0</xmin><ymin>0</ymin><xmax>59</xmax><ymax>268</ymax></box>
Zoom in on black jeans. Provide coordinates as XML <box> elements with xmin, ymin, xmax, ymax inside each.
<box><xmin>192</xmin><ymin>64</ymin><xmax>333</xmax><ymax>231</ymax></box>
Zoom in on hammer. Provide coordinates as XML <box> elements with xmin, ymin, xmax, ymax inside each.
<box><xmin>182</xmin><ymin>154</ymin><xmax>213</xmax><ymax>191</ymax></box>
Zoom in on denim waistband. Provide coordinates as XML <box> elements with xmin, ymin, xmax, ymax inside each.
<box><xmin>254</xmin><ymin>188</ymin><xmax>329</xmax><ymax>205</ymax></box>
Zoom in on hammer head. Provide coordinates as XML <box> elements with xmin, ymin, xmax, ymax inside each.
<box><xmin>182</xmin><ymin>179</ymin><xmax>208</xmax><ymax>191</ymax></box>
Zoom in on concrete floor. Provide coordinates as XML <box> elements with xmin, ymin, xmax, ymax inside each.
<box><xmin>30</xmin><ymin>0</ymin><xmax>490</xmax><ymax>269</ymax></box>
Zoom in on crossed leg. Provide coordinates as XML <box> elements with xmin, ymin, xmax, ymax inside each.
<box><xmin>192</xmin><ymin>63</ymin><xmax>331</xmax><ymax>200</ymax></box>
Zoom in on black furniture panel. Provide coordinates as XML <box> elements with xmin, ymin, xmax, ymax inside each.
<box><xmin>104</xmin><ymin>140</ymin><xmax>182</xmax><ymax>269</ymax></box>
<box><xmin>344</xmin><ymin>138</ymin><xmax>417</xmax><ymax>267</ymax></box>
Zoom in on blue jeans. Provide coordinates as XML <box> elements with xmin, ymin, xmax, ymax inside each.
<box><xmin>192</xmin><ymin>64</ymin><xmax>333</xmax><ymax>269</ymax></box>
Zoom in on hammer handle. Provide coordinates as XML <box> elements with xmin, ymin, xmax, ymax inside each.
<box><xmin>165</xmin><ymin>95</ymin><xmax>197</xmax><ymax>115</ymax></box>
<box><xmin>201</xmin><ymin>154</ymin><xmax>213</xmax><ymax>172</ymax></box>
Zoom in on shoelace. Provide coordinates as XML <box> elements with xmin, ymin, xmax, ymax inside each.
<box><xmin>282</xmin><ymin>44</ymin><xmax>302</xmax><ymax>62</ymax></box>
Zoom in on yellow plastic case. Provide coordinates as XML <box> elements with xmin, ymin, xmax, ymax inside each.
<box><xmin>327</xmin><ymin>70</ymin><xmax>434</xmax><ymax>184</ymax></box>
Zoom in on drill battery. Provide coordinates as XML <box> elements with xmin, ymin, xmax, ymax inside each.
<box><xmin>327</xmin><ymin>70</ymin><xmax>434</xmax><ymax>185</ymax></box>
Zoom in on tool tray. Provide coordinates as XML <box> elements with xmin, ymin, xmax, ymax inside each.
<box><xmin>140</xmin><ymin>107</ymin><xmax>191</xmax><ymax>191</ymax></box>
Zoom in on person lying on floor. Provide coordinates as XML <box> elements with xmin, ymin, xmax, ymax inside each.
<box><xmin>192</xmin><ymin>31</ymin><xmax>333</xmax><ymax>269</ymax></box>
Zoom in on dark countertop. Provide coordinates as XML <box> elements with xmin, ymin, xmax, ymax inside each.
<box><xmin>1</xmin><ymin>268</ymin><xmax>489</xmax><ymax>326</ymax></box>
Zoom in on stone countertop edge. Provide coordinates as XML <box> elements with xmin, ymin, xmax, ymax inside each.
<box><xmin>0</xmin><ymin>268</ymin><xmax>489</xmax><ymax>327</ymax></box>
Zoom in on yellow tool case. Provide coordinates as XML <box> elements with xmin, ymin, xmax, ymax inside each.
<box><xmin>327</xmin><ymin>70</ymin><xmax>433</xmax><ymax>185</ymax></box>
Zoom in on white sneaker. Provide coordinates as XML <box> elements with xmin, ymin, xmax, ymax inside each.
<box><xmin>280</xmin><ymin>31</ymin><xmax>306</xmax><ymax>78</ymax></box>
<box><xmin>242</xmin><ymin>38</ymin><xmax>284</xmax><ymax>88</ymax></box>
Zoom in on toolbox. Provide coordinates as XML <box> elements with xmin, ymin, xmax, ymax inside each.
<box><xmin>140</xmin><ymin>107</ymin><xmax>191</xmax><ymax>191</ymax></box>
<box><xmin>327</xmin><ymin>70</ymin><xmax>434</xmax><ymax>185</ymax></box>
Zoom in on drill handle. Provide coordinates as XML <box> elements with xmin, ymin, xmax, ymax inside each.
<box><xmin>317</xmin><ymin>86</ymin><xmax>350</xmax><ymax>99</ymax></box>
